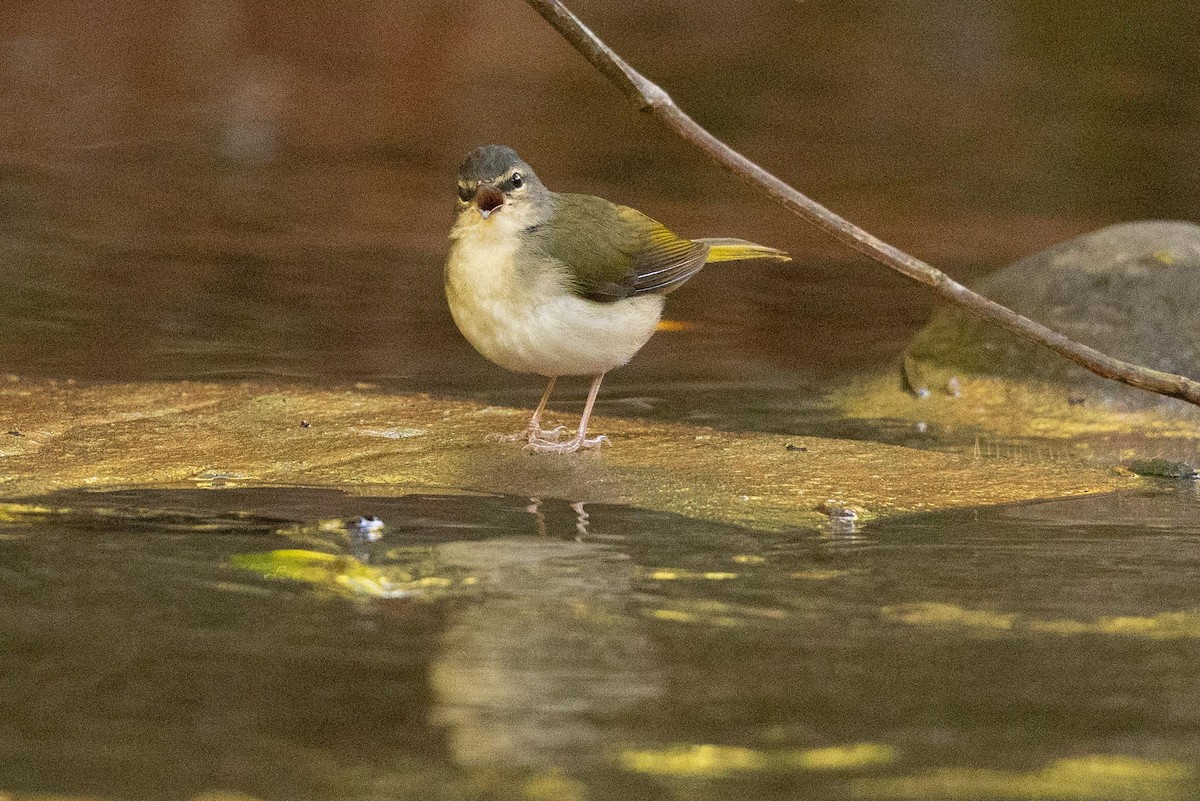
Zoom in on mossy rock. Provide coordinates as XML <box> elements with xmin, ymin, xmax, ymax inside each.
<box><xmin>0</xmin><ymin>378</ymin><xmax>1137</xmax><ymax>533</ymax></box>
<box><xmin>908</xmin><ymin>221</ymin><xmax>1200</xmax><ymax>411</ymax></box>
<box><xmin>838</xmin><ymin>222</ymin><xmax>1200</xmax><ymax>451</ymax></box>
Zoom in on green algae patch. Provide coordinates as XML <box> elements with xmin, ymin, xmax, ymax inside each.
<box><xmin>619</xmin><ymin>741</ymin><xmax>897</xmax><ymax>777</ymax></box>
<box><xmin>0</xmin><ymin>378</ymin><xmax>1138</xmax><ymax>533</ymax></box>
<box><xmin>850</xmin><ymin>755</ymin><xmax>1195</xmax><ymax>800</ymax></box>
<box><xmin>230</xmin><ymin>549</ymin><xmax>416</xmax><ymax>599</ymax></box>
<box><xmin>883</xmin><ymin>602</ymin><xmax>1200</xmax><ymax>640</ymax></box>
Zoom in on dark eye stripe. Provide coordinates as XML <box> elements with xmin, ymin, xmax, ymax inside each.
<box><xmin>457</xmin><ymin>185</ymin><xmax>474</xmax><ymax>202</ymax></box>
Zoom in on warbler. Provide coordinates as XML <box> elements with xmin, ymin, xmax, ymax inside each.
<box><xmin>445</xmin><ymin>144</ymin><xmax>789</xmax><ymax>453</ymax></box>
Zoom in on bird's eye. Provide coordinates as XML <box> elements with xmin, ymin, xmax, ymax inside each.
<box><xmin>457</xmin><ymin>185</ymin><xmax>473</xmax><ymax>202</ymax></box>
<box><xmin>509</xmin><ymin>172</ymin><xmax>523</xmax><ymax>189</ymax></box>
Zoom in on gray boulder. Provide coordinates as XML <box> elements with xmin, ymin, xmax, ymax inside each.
<box><xmin>907</xmin><ymin>221</ymin><xmax>1200</xmax><ymax>409</ymax></box>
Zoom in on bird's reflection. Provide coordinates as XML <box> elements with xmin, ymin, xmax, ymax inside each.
<box><xmin>429</xmin><ymin>498</ymin><xmax>661</xmax><ymax>769</ymax></box>
<box><xmin>525</xmin><ymin>497</ymin><xmax>590</xmax><ymax>540</ymax></box>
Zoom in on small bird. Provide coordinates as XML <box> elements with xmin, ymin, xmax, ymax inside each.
<box><xmin>445</xmin><ymin>144</ymin><xmax>789</xmax><ymax>453</ymax></box>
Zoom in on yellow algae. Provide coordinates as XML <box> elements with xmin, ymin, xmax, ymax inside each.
<box><xmin>522</xmin><ymin>771</ymin><xmax>588</xmax><ymax>801</ymax></box>
<box><xmin>1049</xmin><ymin>756</ymin><xmax>1192</xmax><ymax>783</ymax></box>
<box><xmin>0</xmin><ymin>503</ymin><xmax>58</xmax><ymax>524</ymax></box>
<box><xmin>1030</xmin><ymin>611</ymin><xmax>1200</xmax><ymax>639</ymax></box>
<box><xmin>790</xmin><ymin>742</ymin><xmax>898</xmax><ymax>771</ymax></box>
<box><xmin>850</xmin><ymin>755</ymin><xmax>1195</xmax><ymax>800</ymax></box>
<box><xmin>886</xmin><ymin>603</ymin><xmax>1200</xmax><ymax>640</ymax></box>
<box><xmin>619</xmin><ymin>744</ymin><xmax>767</xmax><ymax>776</ymax></box>
<box><xmin>230</xmin><ymin>549</ymin><xmax>414</xmax><ymax>599</ymax></box>
<box><xmin>791</xmin><ymin>569</ymin><xmax>853</xmax><ymax>580</ymax></box>
<box><xmin>645</xmin><ymin>599</ymin><xmax>784</xmax><ymax>629</ymax></box>
<box><xmin>0</xmin><ymin>378</ymin><xmax>1138</xmax><ymax>534</ymax></box>
<box><xmin>621</xmin><ymin>742</ymin><xmax>898</xmax><ymax>777</ymax></box>
<box><xmin>647</xmin><ymin>607</ymin><xmax>739</xmax><ymax>628</ymax></box>
<box><xmin>882</xmin><ymin>603</ymin><xmax>1016</xmax><ymax>631</ymax></box>
<box><xmin>732</xmin><ymin>554</ymin><xmax>765</xmax><ymax>564</ymax></box>
<box><xmin>641</xmin><ymin>568</ymin><xmax>738</xmax><ymax>581</ymax></box>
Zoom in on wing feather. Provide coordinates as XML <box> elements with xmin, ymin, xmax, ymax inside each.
<box><xmin>526</xmin><ymin>193</ymin><xmax>709</xmax><ymax>302</ymax></box>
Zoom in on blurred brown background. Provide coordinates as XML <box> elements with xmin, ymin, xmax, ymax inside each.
<box><xmin>0</xmin><ymin>0</ymin><xmax>1197</xmax><ymax>417</ymax></box>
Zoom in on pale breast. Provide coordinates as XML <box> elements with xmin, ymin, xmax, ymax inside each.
<box><xmin>445</xmin><ymin>222</ymin><xmax>664</xmax><ymax>377</ymax></box>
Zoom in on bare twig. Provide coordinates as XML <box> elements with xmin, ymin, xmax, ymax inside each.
<box><xmin>523</xmin><ymin>0</ymin><xmax>1200</xmax><ymax>407</ymax></box>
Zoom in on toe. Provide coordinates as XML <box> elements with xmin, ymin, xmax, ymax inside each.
<box><xmin>531</xmin><ymin>425</ymin><xmax>566</xmax><ymax>442</ymax></box>
<box><xmin>524</xmin><ymin>437</ymin><xmax>583</xmax><ymax>454</ymax></box>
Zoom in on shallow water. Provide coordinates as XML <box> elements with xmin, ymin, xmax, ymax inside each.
<box><xmin>1</xmin><ymin>486</ymin><xmax>1199</xmax><ymax>800</ymax></box>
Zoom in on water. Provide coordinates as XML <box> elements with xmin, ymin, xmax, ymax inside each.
<box><xmin>3</xmin><ymin>1</ymin><xmax>1200</xmax><ymax>797</ymax></box>
<box><xmin>3</xmin><ymin>0</ymin><xmax>1199</xmax><ymax>426</ymax></box>
<box><xmin>1</xmin><ymin>487</ymin><xmax>1199</xmax><ymax>799</ymax></box>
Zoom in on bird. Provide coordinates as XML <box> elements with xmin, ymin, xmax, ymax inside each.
<box><xmin>445</xmin><ymin>144</ymin><xmax>790</xmax><ymax>454</ymax></box>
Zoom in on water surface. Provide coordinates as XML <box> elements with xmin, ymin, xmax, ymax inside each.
<box><xmin>2</xmin><ymin>486</ymin><xmax>1199</xmax><ymax>799</ymax></box>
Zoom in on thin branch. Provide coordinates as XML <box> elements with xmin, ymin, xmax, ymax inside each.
<box><xmin>523</xmin><ymin>0</ymin><xmax>1200</xmax><ymax>407</ymax></box>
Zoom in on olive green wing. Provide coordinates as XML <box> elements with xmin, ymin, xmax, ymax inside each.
<box><xmin>527</xmin><ymin>193</ymin><xmax>709</xmax><ymax>302</ymax></box>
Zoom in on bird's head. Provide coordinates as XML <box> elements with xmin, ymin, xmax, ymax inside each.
<box><xmin>455</xmin><ymin>145</ymin><xmax>550</xmax><ymax>229</ymax></box>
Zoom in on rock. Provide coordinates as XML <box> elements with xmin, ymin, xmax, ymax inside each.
<box><xmin>1127</xmin><ymin>459</ymin><xmax>1200</xmax><ymax>481</ymax></box>
<box><xmin>907</xmin><ymin>221</ymin><xmax>1200</xmax><ymax>410</ymax></box>
<box><xmin>0</xmin><ymin>378</ymin><xmax>1136</xmax><ymax>533</ymax></box>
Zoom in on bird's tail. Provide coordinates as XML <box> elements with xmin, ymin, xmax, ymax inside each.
<box><xmin>697</xmin><ymin>237</ymin><xmax>791</xmax><ymax>264</ymax></box>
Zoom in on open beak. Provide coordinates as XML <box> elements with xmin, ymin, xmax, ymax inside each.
<box><xmin>474</xmin><ymin>185</ymin><xmax>505</xmax><ymax>219</ymax></box>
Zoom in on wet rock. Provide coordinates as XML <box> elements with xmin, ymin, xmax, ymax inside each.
<box><xmin>1127</xmin><ymin>459</ymin><xmax>1200</xmax><ymax>481</ymax></box>
<box><xmin>0</xmin><ymin>378</ymin><xmax>1136</xmax><ymax>533</ymax></box>
<box><xmin>907</xmin><ymin>221</ymin><xmax>1200</xmax><ymax>410</ymax></box>
<box><xmin>837</xmin><ymin>222</ymin><xmax>1200</xmax><ymax>456</ymax></box>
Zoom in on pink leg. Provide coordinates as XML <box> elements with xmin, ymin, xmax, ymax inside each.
<box><xmin>486</xmin><ymin>377</ymin><xmax>566</xmax><ymax>443</ymax></box>
<box><xmin>526</xmin><ymin>373</ymin><xmax>611</xmax><ymax>454</ymax></box>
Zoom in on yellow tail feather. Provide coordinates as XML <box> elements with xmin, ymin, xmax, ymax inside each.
<box><xmin>697</xmin><ymin>237</ymin><xmax>791</xmax><ymax>264</ymax></box>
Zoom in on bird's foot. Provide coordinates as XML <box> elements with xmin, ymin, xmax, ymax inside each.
<box><xmin>486</xmin><ymin>425</ymin><xmax>566</xmax><ymax>444</ymax></box>
<box><xmin>524</xmin><ymin>433</ymin><xmax>610</xmax><ymax>454</ymax></box>
<box><xmin>533</xmin><ymin>425</ymin><xmax>567</xmax><ymax>442</ymax></box>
